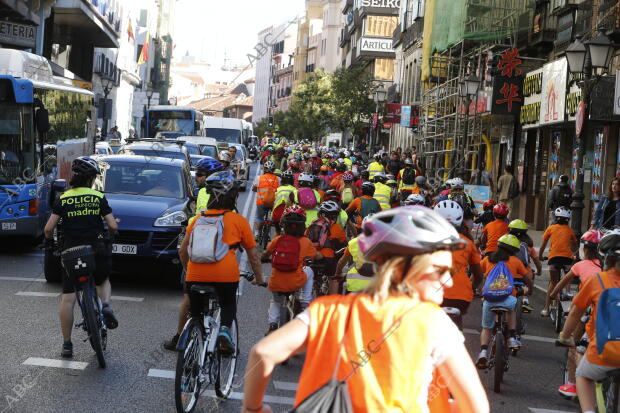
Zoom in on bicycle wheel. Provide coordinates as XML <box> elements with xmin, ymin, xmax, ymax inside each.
<box><xmin>554</xmin><ymin>299</ymin><xmax>563</xmax><ymax>333</ymax></box>
<box><xmin>175</xmin><ymin>320</ymin><xmax>204</xmax><ymax>413</ymax></box>
<box><xmin>81</xmin><ymin>289</ymin><xmax>106</xmax><ymax>368</ymax></box>
<box><xmin>215</xmin><ymin>318</ymin><xmax>238</xmax><ymax>399</ymax></box>
<box><xmin>606</xmin><ymin>378</ymin><xmax>620</xmax><ymax>413</ymax></box>
<box><xmin>260</xmin><ymin>225</ymin><xmax>270</xmax><ymax>250</ymax></box>
<box><xmin>493</xmin><ymin>332</ymin><xmax>505</xmax><ymax>393</ymax></box>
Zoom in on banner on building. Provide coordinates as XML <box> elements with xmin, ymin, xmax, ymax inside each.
<box><xmin>491</xmin><ymin>48</ymin><xmax>524</xmax><ymax>115</ymax></box>
<box><xmin>384</xmin><ymin>103</ymin><xmax>402</xmax><ymax>123</ymax></box>
<box><xmin>592</xmin><ymin>127</ymin><xmax>606</xmax><ymax>200</ymax></box>
<box><xmin>540</xmin><ymin>59</ymin><xmax>568</xmax><ymax>125</ymax></box>
<box><xmin>399</xmin><ymin>105</ymin><xmax>420</xmax><ymax>127</ymax></box>
<box><xmin>549</xmin><ymin>131</ymin><xmax>561</xmax><ymax>184</ymax></box>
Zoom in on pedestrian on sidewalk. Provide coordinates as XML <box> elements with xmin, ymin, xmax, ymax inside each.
<box><xmin>497</xmin><ymin>165</ymin><xmax>517</xmax><ymax>217</ymax></box>
<box><xmin>591</xmin><ymin>177</ymin><xmax>620</xmax><ymax>230</ymax></box>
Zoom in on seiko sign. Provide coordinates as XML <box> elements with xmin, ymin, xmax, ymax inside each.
<box><xmin>359</xmin><ymin>37</ymin><xmax>393</xmax><ymax>53</ymax></box>
<box><xmin>361</xmin><ymin>0</ymin><xmax>401</xmax><ymax>8</ymax></box>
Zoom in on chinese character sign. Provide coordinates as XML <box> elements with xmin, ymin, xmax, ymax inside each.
<box><xmin>492</xmin><ymin>48</ymin><xmax>524</xmax><ymax>115</ymax></box>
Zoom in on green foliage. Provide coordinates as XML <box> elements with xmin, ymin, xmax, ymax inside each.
<box><xmin>269</xmin><ymin>68</ymin><xmax>374</xmax><ymax>142</ymax></box>
<box><xmin>254</xmin><ymin>119</ymin><xmax>270</xmax><ymax>138</ymax></box>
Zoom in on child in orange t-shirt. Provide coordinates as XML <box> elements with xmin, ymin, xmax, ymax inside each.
<box><xmin>557</xmin><ymin>232</ymin><xmax>620</xmax><ymax>413</ymax></box>
<box><xmin>538</xmin><ymin>207</ymin><xmax>577</xmax><ymax>316</ymax></box>
<box><xmin>307</xmin><ymin>201</ymin><xmax>347</xmax><ymax>279</ymax></box>
<box><xmin>262</xmin><ymin>206</ymin><xmax>322</xmax><ymax>334</ymax></box>
<box><xmin>480</xmin><ymin>203</ymin><xmax>510</xmax><ymax>255</ymax></box>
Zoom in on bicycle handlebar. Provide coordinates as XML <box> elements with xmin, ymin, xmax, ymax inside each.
<box><xmin>240</xmin><ymin>271</ymin><xmax>267</xmax><ymax>287</ymax></box>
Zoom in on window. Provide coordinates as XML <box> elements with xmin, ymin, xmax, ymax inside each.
<box><xmin>364</xmin><ymin>16</ymin><xmax>398</xmax><ymax>37</ymax></box>
<box><xmin>374</xmin><ymin>58</ymin><xmax>395</xmax><ymax>80</ymax></box>
<box><xmin>138</xmin><ymin>9</ymin><xmax>148</xmax><ymax>27</ymax></box>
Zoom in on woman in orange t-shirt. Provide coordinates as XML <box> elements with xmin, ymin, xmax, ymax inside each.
<box><xmin>179</xmin><ymin>172</ymin><xmax>265</xmax><ymax>354</ymax></box>
<box><xmin>242</xmin><ymin>206</ymin><xmax>489</xmax><ymax>413</ymax></box>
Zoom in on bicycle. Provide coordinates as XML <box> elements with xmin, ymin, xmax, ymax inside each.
<box><xmin>549</xmin><ymin>263</ymin><xmax>577</xmax><ymax>333</ymax></box>
<box><xmin>60</xmin><ymin>244</ymin><xmax>108</xmax><ymax>368</ymax></box>
<box><xmin>309</xmin><ymin>260</ymin><xmax>329</xmax><ymax>298</ymax></box>
<box><xmin>513</xmin><ymin>281</ymin><xmax>527</xmax><ymax>354</ymax></box>
<box><xmin>596</xmin><ymin>369</ymin><xmax>620</xmax><ymax>413</ymax></box>
<box><xmin>174</xmin><ymin>272</ymin><xmax>256</xmax><ymax>412</ymax></box>
<box><xmin>483</xmin><ymin>306</ymin><xmax>511</xmax><ymax>393</ymax></box>
<box><xmin>257</xmin><ymin>210</ymin><xmax>273</xmax><ymax>250</ymax></box>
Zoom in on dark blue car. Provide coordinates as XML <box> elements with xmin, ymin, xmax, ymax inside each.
<box><xmin>94</xmin><ymin>155</ymin><xmax>196</xmax><ymax>277</ymax></box>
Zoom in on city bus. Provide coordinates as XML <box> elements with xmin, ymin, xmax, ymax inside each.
<box><xmin>145</xmin><ymin>105</ymin><xmax>204</xmax><ymax>139</ymax></box>
<box><xmin>0</xmin><ymin>49</ymin><xmax>94</xmax><ymax>240</ymax></box>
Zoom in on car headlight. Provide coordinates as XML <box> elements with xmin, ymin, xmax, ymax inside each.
<box><xmin>154</xmin><ymin>211</ymin><xmax>187</xmax><ymax>227</ymax></box>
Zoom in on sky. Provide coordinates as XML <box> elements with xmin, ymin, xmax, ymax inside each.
<box><xmin>173</xmin><ymin>0</ymin><xmax>305</xmax><ymax>68</ymax></box>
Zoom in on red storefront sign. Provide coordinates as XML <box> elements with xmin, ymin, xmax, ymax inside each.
<box><xmin>384</xmin><ymin>103</ymin><xmax>402</xmax><ymax>123</ymax></box>
<box><xmin>491</xmin><ymin>48</ymin><xmax>524</xmax><ymax>116</ymax></box>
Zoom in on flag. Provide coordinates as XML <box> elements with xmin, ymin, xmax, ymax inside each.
<box><xmin>138</xmin><ymin>31</ymin><xmax>149</xmax><ymax>65</ymax></box>
<box><xmin>127</xmin><ymin>17</ymin><xmax>134</xmax><ymax>42</ymax></box>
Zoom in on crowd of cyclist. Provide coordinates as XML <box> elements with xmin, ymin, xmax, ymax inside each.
<box><xmin>47</xmin><ymin>136</ymin><xmax>620</xmax><ymax>412</ymax></box>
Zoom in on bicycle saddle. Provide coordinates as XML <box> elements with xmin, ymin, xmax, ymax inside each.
<box><xmin>190</xmin><ymin>285</ymin><xmax>217</xmax><ymax>296</ymax></box>
<box><xmin>490</xmin><ymin>306</ymin><xmax>511</xmax><ymax>313</ymax></box>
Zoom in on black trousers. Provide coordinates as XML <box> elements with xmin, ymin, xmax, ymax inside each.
<box><xmin>185</xmin><ymin>282</ymin><xmax>238</xmax><ymax>328</ymax></box>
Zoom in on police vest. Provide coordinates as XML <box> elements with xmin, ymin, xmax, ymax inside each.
<box><xmin>373</xmin><ymin>182</ymin><xmax>392</xmax><ymax>210</ymax></box>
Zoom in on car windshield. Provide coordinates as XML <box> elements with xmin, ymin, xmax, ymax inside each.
<box><xmin>200</xmin><ymin>145</ymin><xmax>217</xmax><ymax>158</ymax></box>
<box><xmin>103</xmin><ymin>162</ymin><xmax>184</xmax><ymax>199</ymax></box>
<box><xmin>184</xmin><ymin>145</ymin><xmax>200</xmax><ymax>155</ymax></box>
<box><xmin>205</xmin><ymin>128</ymin><xmax>241</xmax><ymax>144</ymax></box>
<box><xmin>121</xmin><ymin>149</ymin><xmax>187</xmax><ymax>162</ymax></box>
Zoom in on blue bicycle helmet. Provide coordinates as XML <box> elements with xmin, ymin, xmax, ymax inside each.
<box><xmin>196</xmin><ymin>157</ymin><xmax>223</xmax><ymax>173</ymax></box>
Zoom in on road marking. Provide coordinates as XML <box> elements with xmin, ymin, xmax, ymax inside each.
<box><xmin>463</xmin><ymin>328</ymin><xmax>555</xmax><ymax>343</ymax></box>
<box><xmin>534</xmin><ymin>283</ymin><xmax>547</xmax><ymax>293</ymax></box>
<box><xmin>15</xmin><ymin>291</ymin><xmax>60</xmax><ymax>297</ymax></box>
<box><xmin>0</xmin><ymin>276</ymin><xmax>45</xmax><ymax>282</ymax></box>
<box><xmin>111</xmin><ymin>295</ymin><xmax>144</xmax><ymax>302</ymax></box>
<box><xmin>23</xmin><ymin>357</ymin><xmax>88</xmax><ymax>370</ymax></box>
<box><xmin>147</xmin><ymin>369</ymin><xmax>295</xmax><ymax>405</ymax></box>
<box><xmin>529</xmin><ymin>408</ymin><xmax>575</xmax><ymax>413</ymax></box>
<box><xmin>273</xmin><ymin>381</ymin><xmax>298</xmax><ymax>391</ymax></box>
<box><xmin>148</xmin><ymin>368</ymin><xmax>175</xmax><ymax>379</ymax></box>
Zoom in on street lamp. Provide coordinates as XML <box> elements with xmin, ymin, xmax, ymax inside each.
<box><xmin>458</xmin><ymin>73</ymin><xmax>480</xmax><ymax>178</ymax></box>
<box><xmin>371</xmin><ymin>83</ymin><xmax>387</xmax><ymax>151</ymax></box>
<box><xmin>564</xmin><ymin>30</ymin><xmax>614</xmax><ymax>237</ymax></box>
<box><xmin>101</xmin><ymin>76</ymin><xmax>114</xmax><ymax>140</ymax></box>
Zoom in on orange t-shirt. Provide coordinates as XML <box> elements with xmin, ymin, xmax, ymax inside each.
<box><xmin>314</xmin><ymin>223</ymin><xmax>347</xmax><ymax>258</ymax></box>
<box><xmin>345</xmin><ymin>195</ymin><xmax>374</xmax><ymax>227</ymax></box>
<box><xmin>295</xmin><ymin>294</ymin><xmax>463</xmax><ymax>412</ymax></box>
<box><xmin>185</xmin><ymin>210</ymin><xmax>256</xmax><ymax>283</ymax></box>
<box><xmin>444</xmin><ymin>234</ymin><xmax>481</xmax><ymax>302</ymax></box>
<box><xmin>266</xmin><ymin>236</ymin><xmax>317</xmax><ymax>292</ymax></box>
<box><xmin>572</xmin><ymin>270</ymin><xmax>620</xmax><ymax>367</ymax></box>
<box><xmin>482</xmin><ymin>219</ymin><xmax>509</xmax><ymax>253</ymax></box>
<box><xmin>480</xmin><ymin>255</ymin><xmax>528</xmax><ymax>296</ymax></box>
<box><xmin>543</xmin><ymin>224</ymin><xmax>576</xmax><ymax>259</ymax></box>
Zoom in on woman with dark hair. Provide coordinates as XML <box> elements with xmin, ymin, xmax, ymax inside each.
<box><xmin>591</xmin><ymin>177</ymin><xmax>620</xmax><ymax>230</ymax></box>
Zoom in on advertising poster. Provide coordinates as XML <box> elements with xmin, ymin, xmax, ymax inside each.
<box><xmin>464</xmin><ymin>184</ymin><xmax>491</xmax><ymax>212</ymax></box>
<box><xmin>540</xmin><ymin>59</ymin><xmax>568</xmax><ymax>125</ymax></box>
<box><xmin>572</xmin><ymin>145</ymin><xmax>579</xmax><ymax>192</ymax></box>
<box><xmin>549</xmin><ymin>131</ymin><xmax>561</xmax><ymax>184</ymax></box>
<box><xmin>592</xmin><ymin>128</ymin><xmax>605</xmax><ymax>200</ymax></box>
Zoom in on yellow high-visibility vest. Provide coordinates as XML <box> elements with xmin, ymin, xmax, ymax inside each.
<box><xmin>398</xmin><ymin>168</ymin><xmax>416</xmax><ymax>192</ymax></box>
<box><xmin>346</xmin><ymin>238</ymin><xmax>373</xmax><ymax>292</ymax></box>
<box><xmin>373</xmin><ymin>182</ymin><xmax>392</xmax><ymax>210</ymax></box>
<box><xmin>368</xmin><ymin>161</ymin><xmax>384</xmax><ymax>179</ymax></box>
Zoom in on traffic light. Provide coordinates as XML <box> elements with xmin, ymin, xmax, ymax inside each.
<box><xmin>268</xmin><ymin>116</ymin><xmax>274</xmax><ymax>127</ymax></box>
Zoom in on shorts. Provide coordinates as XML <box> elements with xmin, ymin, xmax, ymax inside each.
<box><xmin>255</xmin><ymin>204</ymin><xmax>270</xmax><ymax>224</ymax></box>
<box><xmin>576</xmin><ymin>356</ymin><xmax>620</xmax><ymax>381</ymax></box>
<box><xmin>549</xmin><ymin>256</ymin><xmax>573</xmax><ymax>273</ymax></box>
<box><xmin>61</xmin><ymin>243</ymin><xmax>110</xmax><ymax>294</ymax></box>
<box><xmin>481</xmin><ymin>295</ymin><xmax>517</xmax><ymax>329</ymax></box>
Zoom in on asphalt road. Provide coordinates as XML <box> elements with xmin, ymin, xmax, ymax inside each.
<box><xmin>0</xmin><ymin>163</ymin><xmax>581</xmax><ymax>413</ymax></box>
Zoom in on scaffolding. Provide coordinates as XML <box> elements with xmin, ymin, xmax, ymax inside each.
<box><xmin>420</xmin><ymin>0</ymin><xmax>534</xmax><ymax>184</ymax></box>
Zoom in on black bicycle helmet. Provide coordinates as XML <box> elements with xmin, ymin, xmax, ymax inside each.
<box><xmin>205</xmin><ymin>170</ymin><xmax>238</xmax><ymax>195</ymax></box>
<box><xmin>72</xmin><ymin>156</ymin><xmax>100</xmax><ymax>175</ymax></box>
<box><xmin>361</xmin><ymin>181</ymin><xmax>375</xmax><ymax>196</ymax></box>
<box><xmin>282</xmin><ymin>169</ymin><xmax>294</xmax><ymax>185</ymax></box>
<box><xmin>599</xmin><ymin>230</ymin><xmax>620</xmax><ymax>259</ymax></box>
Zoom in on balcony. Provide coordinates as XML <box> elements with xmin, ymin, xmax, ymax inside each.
<box><xmin>342</xmin><ymin>0</ymin><xmax>354</xmax><ymax>14</ymax></box>
<box><xmin>52</xmin><ymin>0</ymin><xmax>121</xmax><ymax>47</ymax></box>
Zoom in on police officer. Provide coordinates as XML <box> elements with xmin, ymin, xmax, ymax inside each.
<box><xmin>44</xmin><ymin>156</ymin><xmax>119</xmax><ymax>358</ymax></box>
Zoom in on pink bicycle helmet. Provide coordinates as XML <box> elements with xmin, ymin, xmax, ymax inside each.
<box><xmin>358</xmin><ymin>206</ymin><xmax>464</xmax><ymax>261</ymax></box>
<box><xmin>581</xmin><ymin>229</ymin><xmax>604</xmax><ymax>248</ymax></box>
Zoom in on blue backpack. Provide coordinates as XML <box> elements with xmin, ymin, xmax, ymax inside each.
<box><xmin>482</xmin><ymin>261</ymin><xmax>514</xmax><ymax>302</ymax></box>
<box><xmin>595</xmin><ymin>273</ymin><xmax>620</xmax><ymax>364</ymax></box>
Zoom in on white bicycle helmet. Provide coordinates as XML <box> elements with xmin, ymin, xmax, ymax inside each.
<box><xmin>434</xmin><ymin>200</ymin><xmax>464</xmax><ymax>227</ymax></box>
<box><xmin>451</xmin><ymin>177</ymin><xmax>464</xmax><ymax>190</ymax></box>
<box><xmin>555</xmin><ymin>206</ymin><xmax>571</xmax><ymax>219</ymax></box>
<box><xmin>319</xmin><ymin>200</ymin><xmax>340</xmax><ymax>214</ymax></box>
<box><xmin>359</xmin><ymin>206</ymin><xmax>464</xmax><ymax>261</ymax></box>
<box><xmin>403</xmin><ymin>193</ymin><xmax>426</xmax><ymax>206</ymax></box>
<box><xmin>263</xmin><ymin>160</ymin><xmax>275</xmax><ymax>172</ymax></box>
<box><xmin>219</xmin><ymin>151</ymin><xmax>232</xmax><ymax>163</ymax></box>
<box><xmin>298</xmin><ymin>173</ymin><xmax>314</xmax><ymax>183</ymax></box>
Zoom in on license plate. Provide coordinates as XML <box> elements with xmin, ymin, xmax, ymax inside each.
<box><xmin>1</xmin><ymin>222</ymin><xmax>16</xmax><ymax>230</ymax></box>
<box><xmin>112</xmin><ymin>244</ymin><xmax>137</xmax><ymax>255</ymax></box>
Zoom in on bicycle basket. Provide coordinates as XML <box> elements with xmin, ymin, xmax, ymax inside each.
<box><xmin>61</xmin><ymin>245</ymin><xmax>96</xmax><ymax>280</ymax></box>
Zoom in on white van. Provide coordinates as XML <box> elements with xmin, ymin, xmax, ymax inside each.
<box><xmin>203</xmin><ymin>117</ymin><xmax>245</xmax><ymax>145</ymax></box>
<box><xmin>178</xmin><ymin>136</ymin><xmax>219</xmax><ymax>159</ymax></box>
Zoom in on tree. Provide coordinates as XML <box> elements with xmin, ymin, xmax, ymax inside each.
<box><xmin>254</xmin><ymin>119</ymin><xmax>270</xmax><ymax>138</ymax></box>
<box><xmin>329</xmin><ymin>67</ymin><xmax>375</xmax><ymax>137</ymax></box>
